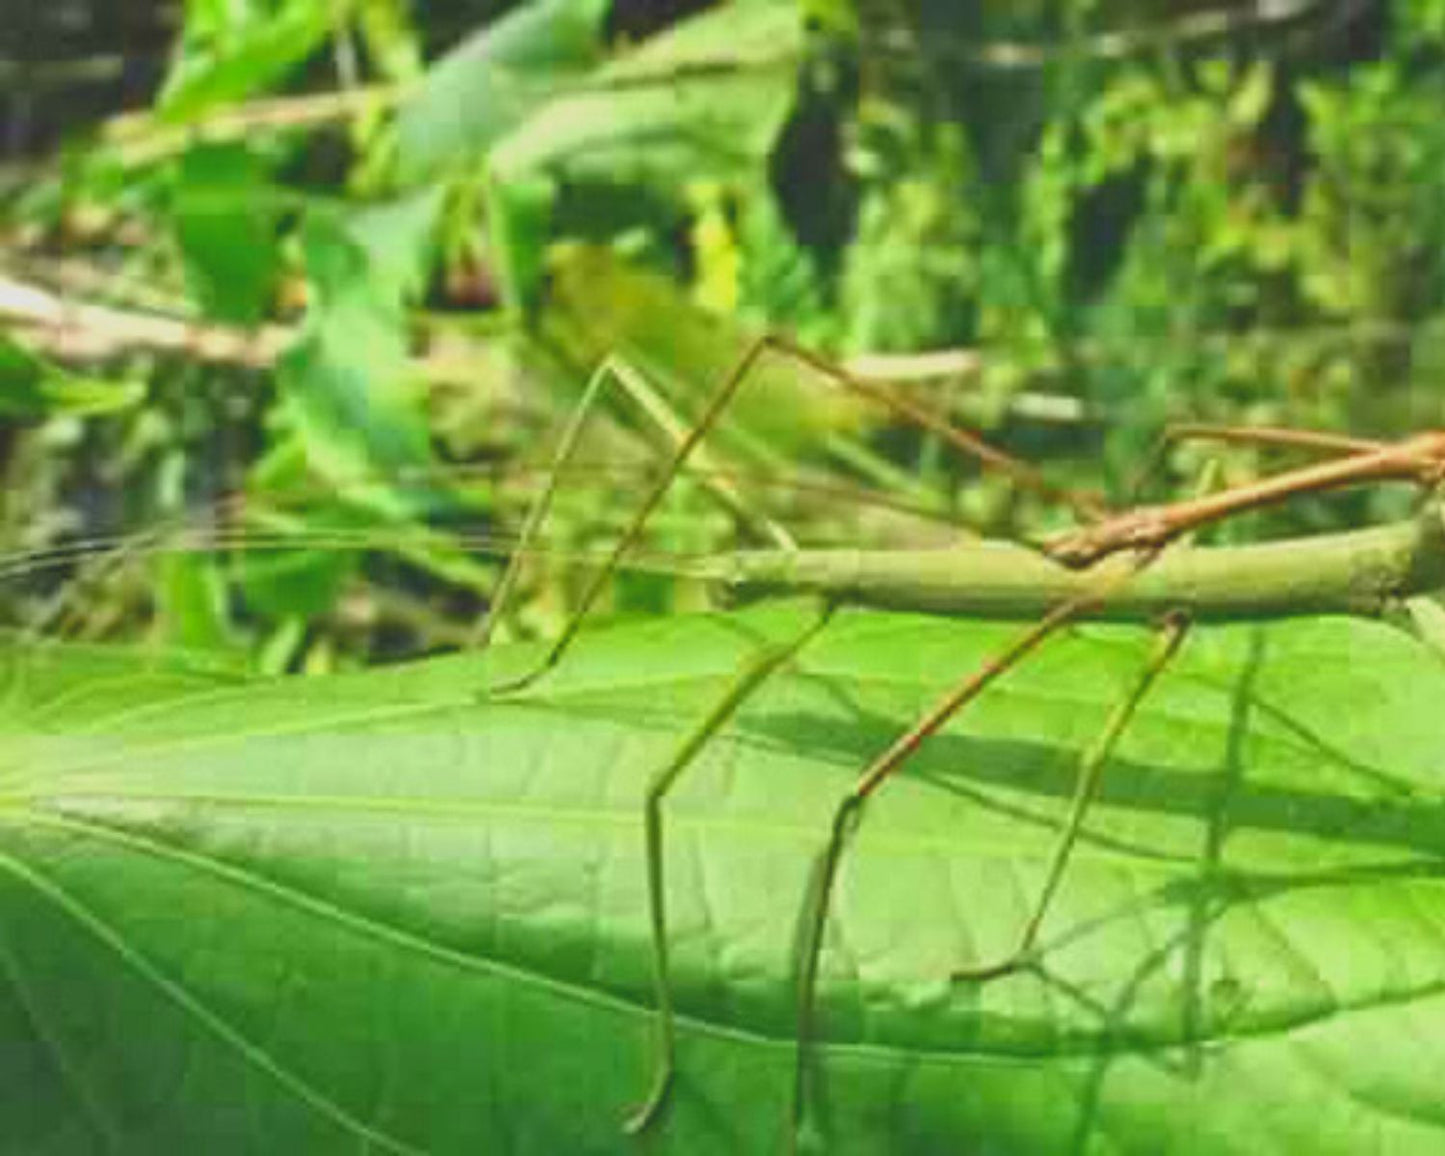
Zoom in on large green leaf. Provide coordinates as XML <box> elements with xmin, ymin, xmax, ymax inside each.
<box><xmin>391</xmin><ymin>0</ymin><xmax>611</xmax><ymax>183</ymax></box>
<box><xmin>4</xmin><ymin>603</ymin><xmax>1445</xmax><ymax>1153</ymax></box>
<box><xmin>170</xmin><ymin>145</ymin><xmax>281</xmax><ymax>326</ymax></box>
<box><xmin>486</xmin><ymin>0</ymin><xmax>804</xmax><ymax>310</ymax></box>
<box><xmin>157</xmin><ymin>0</ymin><xmax>338</xmax><ymax>123</ymax></box>
<box><xmin>489</xmin><ymin>0</ymin><xmax>803</xmax><ymax>190</ymax></box>
<box><xmin>276</xmin><ymin>198</ymin><xmax>439</xmax><ymax>495</ymax></box>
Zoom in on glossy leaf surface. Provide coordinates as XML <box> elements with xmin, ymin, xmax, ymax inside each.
<box><xmin>3</xmin><ymin>605</ymin><xmax>1445</xmax><ymax>1153</ymax></box>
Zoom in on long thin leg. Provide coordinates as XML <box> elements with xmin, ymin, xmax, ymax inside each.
<box><xmin>1151</xmin><ymin>422</ymin><xmax>1387</xmax><ymax>461</ymax></box>
<box><xmin>949</xmin><ymin>457</ymin><xmax>1214</xmax><ymax>982</ymax></box>
<box><xmin>487</xmin><ymin>333</ymin><xmax>1080</xmax><ymax>696</ymax></box>
<box><xmin>474</xmin><ymin>354</ymin><xmax>794</xmax><ymax>650</ymax></box>
<box><xmin>602</xmin><ymin>353</ymin><xmax>799</xmax><ymax>552</ymax></box>
<box><xmin>773</xmin><ymin>335</ymin><xmax>1105</xmax><ymax>523</ymax></box>
<box><xmin>1127</xmin><ymin>422</ymin><xmax>1388</xmax><ymax>503</ymax></box>
<box><xmin>952</xmin><ymin>610</ymin><xmax>1191</xmax><ymax>982</ymax></box>
<box><xmin>788</xmin><ymin>560</ymin><xmax>1153</xmax><ymax>1145</ymax></box>
<box><xmin>624</xmin><ymin>604</ymin><xmax>836</xmax><ymax>1136</ymax></box>
<box><xmin>1046</xmin><ymin>431</ymin><xmax>1445</xmax><ymax>568</ymax></box>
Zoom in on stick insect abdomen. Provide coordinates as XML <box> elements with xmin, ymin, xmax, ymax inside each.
<box><xmin>707</xmin><ymin>504</ymin><xmax>1445</xmax><ymax>623</ymax></box>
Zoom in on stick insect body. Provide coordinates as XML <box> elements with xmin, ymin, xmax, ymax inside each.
<box><xmin>15</xmin><ymin>337</ymin><xmax>1441</xmax><ymax>1149</ymax></box>
<box><xmin>472</xmin><ymin>332</ymin><xmax>1445</xmax><ymax>1150</ymax></box>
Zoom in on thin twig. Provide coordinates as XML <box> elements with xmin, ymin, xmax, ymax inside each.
<box><xmin>0</xmin><ymin>274</ymin><xmax>290</xmax><ymax>368</ymax></box>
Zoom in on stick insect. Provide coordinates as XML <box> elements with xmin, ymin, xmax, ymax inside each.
<box><xmin>5</xmin><ymin>340</ymin><xmax>1443</xmax><ymax>1153</ymax></box>
<box><xmin>463</xmin><ymin>332</ymin><xmax>1445</xmax><ymax>1149</ymax></box>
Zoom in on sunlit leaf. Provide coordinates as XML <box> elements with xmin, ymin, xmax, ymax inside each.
<box><xmin>392</xmin><ymin>0</ymin><xmax>611</xmax><ymax>183</ymax></box>
<box><xmin>277</xmin><ymin>199</ymin><xmax>438</xmax><ymax>498</ymax></box>
<box><xmin>158</xmin><ymin>0</ymin><xmax>337</xmax><ymax>123</ymax></box>
<box><xmin>153</xmin><ymin>552</ymin><xmax>234</xmax><ymax>654</ymax></box>
<box><xmin>4</xmin><ymin>605</ymin><xmax>1445</xmax><ymax>1151</ymax></box>
<box><xmin>537</xmin><ymin>243</ymin><xmax>868</xmax><ymax>460</ymax></box>
<box><xmin>485</xmin><ymin>0</ymin><xmax>804</xmax><ymax>308</ymax></box>
<box><xmin>171</xmin><ymin>145</ymin><xmax>280</xmax><ymax>325</ymax></box>
<box><xmin>490</xmin><ymin>1</ymin><xmax>802</xmax><ymax>197</ymax></box>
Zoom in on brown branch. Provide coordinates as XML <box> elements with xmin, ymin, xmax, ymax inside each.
<box><xmin>0</xmin><ymin>274</ymin><xmax>291</xmax><ymax>368</ymax></box>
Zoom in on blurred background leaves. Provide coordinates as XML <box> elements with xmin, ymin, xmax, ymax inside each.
<box><xmin>3</xmin><ymin>0</ymin><xmax>1443</xmax><ymax>669</ymax></box>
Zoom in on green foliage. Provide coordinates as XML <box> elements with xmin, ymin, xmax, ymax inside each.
<box><xmin>489</xmin><ymin>2</ymin><xmax>803</xmax><ymax>194</ymax></box>
<box><xmin>170</xmin><ymin>145</ymin><xmax>283</xmax><ymax>325</ymax></box>
<box><xmin>276</xmin><ymin>199</ymin><xmax>436</xmax><ymax>497</ymax></box>
<box><xmin>0</xmin><ymin>337</ymin><xmax>142</xmax><ymax>419</ymax></box>
<box><xmin>5</xmin><ymin>605</ymin><xmax>1445</xmax><ymax>1152</ymax></box>
<box><xmin>159</xmin><ymin>0</ymin><xmax>342</xmax><ymax>123</ymax></box>
<box><xmin>483</xmin><ymin>0</ymin><xmax>805</xmax><ymax>311</ymax></box>
<box><xmin>840</xmin><ymin>114</ymin><xmax>980</xmax><ymax>352</ymax></box>
<box><xmin>6</xmin><ymin>1</ymin><xmax>1445</xmax><ymax>649</ymax></box>
<box><xmin>11</xmin><ymin>0</ymin><xmax>1445</xmax><ymax>654</ymax></box>
<box><xmin>1295</xmin><ymin>64</ymin><xmax>1445</xmax><ymax>321</ymax></box>
<box><xmin>8</xmin><ymin>5</ymin><xmax>1445</xmax><ymax>1150</ymax></box>
<box><xmin>390</xmin><ymin>0</ymin><xmax>612</xmax><ymax>184</ymax></box>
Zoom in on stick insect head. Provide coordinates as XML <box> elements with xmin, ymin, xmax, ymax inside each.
<box><xmin>1041</xmin><ymin>507</ymin><xmax>1178</xmax><ymax>570</ymax></box>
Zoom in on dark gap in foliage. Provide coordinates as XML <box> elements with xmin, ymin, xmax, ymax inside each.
<box><xmin>605</xmin><ymin>0</ymin><xmax>718</xmax><ymax>45</ymax></box>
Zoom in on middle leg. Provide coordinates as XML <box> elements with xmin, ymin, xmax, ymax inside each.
<box><xmin>624</xmin><ymin>602</ymin><xmax>837</xmax><ymax>1135</ymax></box>
<box><xmin>785</xmin><ymin>568</ymin><xmax>1154</xmax><ymax>1147</ymax></box>
<box><xmin>952</xmin><ymin>610</ymin><xmax>1191</xmax><ymax>982</ymax></box>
